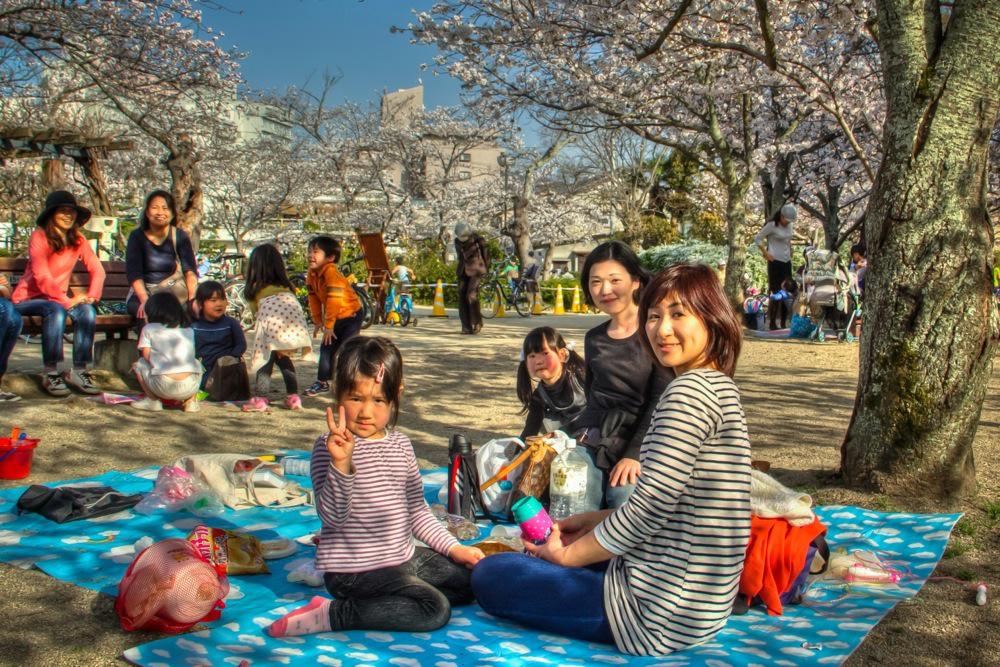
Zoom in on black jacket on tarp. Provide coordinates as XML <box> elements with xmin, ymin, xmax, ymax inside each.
<box><xmin>16</xmin><ymin>484</ymin><xmax>143</xmax><ymax>523</ymax></box>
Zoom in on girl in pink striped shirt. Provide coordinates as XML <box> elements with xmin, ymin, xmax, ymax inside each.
<box><xmin>267</xmin><ymin>336</ymin><xmax>484</xmax><ymax>637</ymax></box>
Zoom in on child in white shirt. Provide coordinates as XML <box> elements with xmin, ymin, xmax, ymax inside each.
<box><xmin>132</xmin><ymin>292</ymin><xmax>203</xmax><ymax>412</ymax></box>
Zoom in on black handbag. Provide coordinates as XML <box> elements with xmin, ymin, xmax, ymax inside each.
<box><xmin>16</xmin><ymin>484</ymin><xmax>143</xmax><ymax>523</ymax></box>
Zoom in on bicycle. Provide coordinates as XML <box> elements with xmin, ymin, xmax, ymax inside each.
<box><xmin>338</xmin><ymin>255</ymin><xmax>376</xmax><ymax>329</ymax></box>
<box><xmin>383</xmin><ymin>280</ymin><xmax>417</xmax><ymax>327</ymax></box>
<box><xmin>479</xmin><ymin>264</ymin><xmax>534</xmax><ymax>318</ymax></box>
<box><xmin>223</xmin><ymin>278</ymin><xmax>255</xmax><ymax>330</ymax></box>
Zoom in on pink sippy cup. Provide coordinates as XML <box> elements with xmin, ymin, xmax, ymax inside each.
<box><xmin>511</xmin><ymin>496</ymin><xmax>553</xmax><ymax>544</ymax></box>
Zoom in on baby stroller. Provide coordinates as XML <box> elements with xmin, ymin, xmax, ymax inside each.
<box><xmin>800</xmin><ymin>248</ymin><xmax>861</xmax><ymax>342</ymax></box>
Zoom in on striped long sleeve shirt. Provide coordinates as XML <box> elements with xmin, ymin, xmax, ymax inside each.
<box><xmin>593</xmin><ymin>369</ymin><xmax>752</xmax><ymax>656</ymax></box>
<box><xmin>311</xmin><ymin>430</ymin><xmax>459</xmax><ymax>573</ymax></box>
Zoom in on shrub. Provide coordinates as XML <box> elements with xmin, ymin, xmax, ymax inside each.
<box><xmin>640</xmin><ymin>240</ymin><xmax>782</xmax><ymax>294</ymax></box>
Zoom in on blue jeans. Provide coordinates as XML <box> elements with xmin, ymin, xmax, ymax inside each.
<box><xmin>472</xmin><ymin>553</ymin><xmax>615</xmax><ymax>644</ymax></box>
<box><xmin>13</xmin><ymin>300</ymin><xmax>96</xmax><ymax>368</ymax></box>
<box><xmin>0</xmin><ymin>298</ymin><xmax>22</xmax><ymax>376</ymax></box>
<box><xmin>577</xmin><ymin>445</ymin><xmax>635</xmax><ymax>509</ymax></box>
<box><xmin>317</xmin><ymin>309</ymin><xmax>364</xmax><ymax>382</ymax></box>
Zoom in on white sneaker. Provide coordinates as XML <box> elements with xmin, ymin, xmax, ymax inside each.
<box><xmin>131</xmin><ymin>397</ymin><xmax>163</xmax><ymax>411</ymax></box>
<box><xmin>183</xmin><ymin>400</ymin><xmax>201</xmax><ymax>413</ymax></box>
<box><xmin>65</xmin><ymin>368</ymin><xmax>100</xmax><ymax>395</ymax></box>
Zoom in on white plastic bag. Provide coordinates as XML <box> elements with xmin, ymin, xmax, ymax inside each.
<box><xmin>134</xmin><ymin>466</ymin><xmax>224</xmax><ymax>517</ymax></box>
<box><xmin>475</xmin><ymin>437</ymin><xmax>525</xmax><ymax>515</ymax></box>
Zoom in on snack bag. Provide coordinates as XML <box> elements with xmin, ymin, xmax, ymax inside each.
<box><xmin>187</xmin><ymin>525</ymin><xmax>269</xmax><ymax>576</ymax></box>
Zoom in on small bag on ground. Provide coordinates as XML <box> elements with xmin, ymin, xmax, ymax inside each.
<box><xmin>115</xmin><ymin>538</ymin><xmax>229</xmax><ymax>633</ymax></box>
<box><xmin>203</xmin><ymin>356</ymin><xmax>251</xmax><ymax>402</ymax></box>
<box><xmin>173</xmin><ymin>454</ymin><xmax>313</xmax><ymax>510</ymax></box>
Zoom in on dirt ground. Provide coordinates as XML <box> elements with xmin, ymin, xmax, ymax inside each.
<box><xmin>0</xmin><ymin>307</ymin><xmax>996</xmax><ymax>666</ymax></box>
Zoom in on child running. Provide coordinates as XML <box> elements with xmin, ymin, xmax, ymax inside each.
<box><xmin>132</xmin><ymin>292</ymin><xmax>203</xmax><ymax>412</ymax></box>
<box><xmin>191</xmin><ymin>280</ymin><xmax>248</xmax><ymax>400</ymax></box>
<box><xmin>243</xmin><ymin>244</ymin><xmax>312</xmax><ymax>411</ymax></box>
<box><xmin>267</xmin><ymin>336</ymin><xmax>484</xmax><ymax>637</ymax></box>
<box><xmin>517</xmin><ymin>326</ymin><xmax>587</xmax><ymax>440</ymax></box>
<box><xmin>303</xmin><ymin>236</ymin><xmax>364</xmax><ymax>397</ymax></box>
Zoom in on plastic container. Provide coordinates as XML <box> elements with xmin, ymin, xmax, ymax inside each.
<box><xmin>0</xmin><ymin>437</ymin><xmax>40</xmax><ymax>479</ymax></box>
<box><xmin>281</xmin><ymin>457</ymin><xmax>311</xmax><ymax>477</ymax></box>
<box><xmin>511</xmin><ymin>496</ymin><xmax>552</xmax><ymax>544</ymax></box>
<box><xmin>549</xmin><ymin>440</ymin><xmax>595</xmax><ymax>520</ymax></box>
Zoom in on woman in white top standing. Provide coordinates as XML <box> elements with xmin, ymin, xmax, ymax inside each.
<box><xmin>754</xmin><ymin>203</ymin><xmax>796</xmax><ymax>330</ymax></box>
<box><xmin>131</xmin><ymin>292</ymin><xmax>204</xmax><ymax>412</ymax></box>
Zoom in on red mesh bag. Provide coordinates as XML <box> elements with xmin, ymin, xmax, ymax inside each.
<box><xmin>115</xmin><ymin>538</ymin><xmax>229</xmax><ymax>633</ymax></box>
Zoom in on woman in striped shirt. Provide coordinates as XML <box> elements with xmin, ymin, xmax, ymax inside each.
<box><xmin>267</xmin><ymin>336</ymin><xmax>485</xmax><ymax>637</ymax></box>
<box><xmin>473</xmin><ymin>264</ymin><xmax>751</xmax><ymax>656</ymax></box>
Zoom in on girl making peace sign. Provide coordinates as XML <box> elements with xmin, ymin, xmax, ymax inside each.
<box><xmin>267</xmin><ymin>336</ymin><xmax>483</xmax><ymax>638</ymax></box>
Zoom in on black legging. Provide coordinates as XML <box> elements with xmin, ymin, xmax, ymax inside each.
<box><xmin>256</xmin><ymin>352</ymin><xmax>298</xmax><ymax>395</ymax></box>
<box><xmin>767</xmin><ymin>260</ymin><xmax>793</xmax><ymax>329</ymax></box>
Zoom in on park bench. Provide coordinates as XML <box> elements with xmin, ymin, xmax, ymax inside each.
<box><xmin>0</xmin><ymin>257</ymin><xmax>134</xmax><ymax>339</ymax></box>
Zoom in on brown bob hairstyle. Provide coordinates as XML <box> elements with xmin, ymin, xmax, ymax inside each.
<box><xmin>638</xmin><ymin>263</ymin><xmax>743</xmax><ymax>377</ymax></box>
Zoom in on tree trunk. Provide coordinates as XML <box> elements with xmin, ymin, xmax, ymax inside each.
<box><xmin>164</xmin><ymin>134</ymin><xmax>204</xmax><ymax>250</ymax></box>
<box><xmin>41</xmin><ymin>159</ymin><xmax>66</xmax><ymax>192</ymax></box>
<box><xmin>74</xmin><ymin>148</ymin><xmax>114</xmax><ymax>216</ymax></box>
<box><xmin>840</xmin><ymin>0</ymin><xmax>1000</xmax><ymax>499</ymax></box>
<box><xmin>504</xmin><ymin>195</ymin><xmax>533</xmax><ymax>267</ymax></box>
<box><xmin>820</xmin><ymin>181</ymin><xmax>842</xmax><ymax>252</ymax></box>
<box><xmin>722</xmin><ymin>180</ymin><xmax>753</xmax><ymax>307</ymax></box>
<box><xmin>539</xmin><ymin>242</ymin><xmax>554</xmax><ymax>279</ymax></box>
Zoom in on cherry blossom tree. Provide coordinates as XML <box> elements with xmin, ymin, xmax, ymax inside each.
<box><xmin>201</xmin><ymin>136</ymin><xmax>319</xmax><ymax>254</ymax></box>
<box><xmin>0</xmin><ymin>0</ymin><xmax>240</xmax><ymax>241</ymax></box>
<box><xmin>409</xmin><ymin>0</ymin><xmax>1000</xmax><ymax>496</ymax></box>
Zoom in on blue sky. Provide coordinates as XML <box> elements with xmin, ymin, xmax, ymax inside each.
<box><xmin>202</xmin><ymin>1</ymin><xmax>462</xmax><ymax>110</ymax></box>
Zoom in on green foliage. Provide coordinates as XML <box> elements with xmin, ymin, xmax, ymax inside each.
<box><xmin>198</xmin><ymin>239</ymin><xmax>227</xmax><ymax>258</ymax></box>
<box><xmin>953</xmin><ymin>517</ymin><xmax>977</xmax><ymax>537</ymax></box>
<box><xmin>640</xmin><ymin>239</ymin><xmax>775</xmax><ymax>293</ymax></box>
<box><xmin>689</xmin><ymin>211</ymin><xmax>727</xmax><ymax>245</ymax></box>
<box><xmin>400</xmin><ymin>238</ymin><xmax>460</xmax><ymax>306</ymax></box>
<box><xmin>984</xmin><ymin>500</ymin><xmax>1000</xmax><ymax>523</ymax></box>
<box><xmin>285</xmin><ymin>246</ymin><xmax>310</xmax><ymax>276</ymax></box>
<box><xmin>943</xmin><ymin>542</ymin><xmax>969</xmax><ymax>559</ymax></box>
<box><xmin>869</xmin><ymin>496</ymin><xmax>903</xmax><ymax>513</ymax></box>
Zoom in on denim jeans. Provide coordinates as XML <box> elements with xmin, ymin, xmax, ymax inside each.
<box><xmin>316</xmin><ymin>310</ymin><xmax>364</xmax><ymax>382</ymax></box>
<box><xmin>0</xmin><ymin>298</ymin><xmax>22</xmax><ymax>376</ymax></box>
<box><xmin>13</xmin><ymin>299</ymin><xmax>96</xmax><ymax>368</ymax></box>
<box><xmin>577</xmin><ymin>445</ymin><xmax>635</xmax><ymax>509</ymax></box>
<box><xmin>472</xmin><ymin>553</ymin><xmax>615</xmax><ymax>644</ymax></box>
<box><xmin>323</xmin><ymin>547</ymin><xmax>474</xmax><ymax>632</ymax></box>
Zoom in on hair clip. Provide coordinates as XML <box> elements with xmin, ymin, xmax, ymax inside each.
<box><xmin>565</xmin><ymin>340</ymin><xmax>576</xmax><ymax>352</ymax></box>
<box><xmin>519</xmin><ymin>349</ymin><xmax>526</xmax><ymax>362</ymax></box>
<box><xmin>375</xmin><ymin>362</ymin><xmax>385</xmax><ymax>384</ymax></box>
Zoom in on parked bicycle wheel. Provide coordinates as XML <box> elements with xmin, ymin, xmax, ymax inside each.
<box><xmin>352</xmin><ymin>284</ymin><xmax>375</xmax><ymax>329</ymax></box>
<box><xmin>479</xmin><ymin>282</ymin><xmax>501</xmax><ymax>319</ymax></box>
<box><xmin>399</xmin><ymin>300</ymin><xmax>412</xmax><ymax>327</ymax></box>
<box><xmin>513</xmin><ymin>286</ymin><xmax>533</xmax><ymax>317</ymax></box>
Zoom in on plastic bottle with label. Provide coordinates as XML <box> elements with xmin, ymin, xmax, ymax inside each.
<box><xmin>548</xmin><ymin>440</ymin><xmax>595</xmax><ymax>520</ymax></box>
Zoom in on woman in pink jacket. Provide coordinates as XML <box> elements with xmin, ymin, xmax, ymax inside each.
<box><xmin>12</xmin><ymin>191</ymin><xmax>105</xmax><ymax>396</ymax></box>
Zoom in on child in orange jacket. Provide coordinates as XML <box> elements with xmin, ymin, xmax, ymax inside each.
<box><xmin>303</xmin><ymin>236</ymin><xmax>364</xmax><ymax>397</ymax></box>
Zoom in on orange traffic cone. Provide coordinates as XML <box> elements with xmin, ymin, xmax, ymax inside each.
<box><xmin>431</xmin><ymin>280</ymin><xmax>447</xmax><ymax>317</ymax></box>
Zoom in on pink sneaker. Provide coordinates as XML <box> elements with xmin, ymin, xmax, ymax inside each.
<box><xmin>242</xmin><ymin>396</ymin><xmax>270</xmax><ymax>412</ymax></box>
<box><xmin>285</xmin><ymin>394</ymin><xmax>303</xmax><ymax>411</ymax></box>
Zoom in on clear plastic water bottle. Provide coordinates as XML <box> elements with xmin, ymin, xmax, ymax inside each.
<box><xmin>549</xmin><ymin>441</ymin><xmax>593</xmax><ymax>520</ymax></box>
<box><xmin>282</xmin><ymin>457</ymin><xmax>311</xmax><ymax>477</ymax></box>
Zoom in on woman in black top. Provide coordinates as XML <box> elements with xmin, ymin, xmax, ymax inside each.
<box><xmin>125</xmin><ymin>190</ymin><xmax>198</xmax><ymax>320</ymax></box>
<box><xmin>577</xmin><ymin>241</ymin><xmax>673</xmax><ymax>508</ymax></box>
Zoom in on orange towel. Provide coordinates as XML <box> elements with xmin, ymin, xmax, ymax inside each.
<box><xmin>740</xmin><ymin>515</ymin><xmax>826</xmax><ymax>615</ymax></box>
